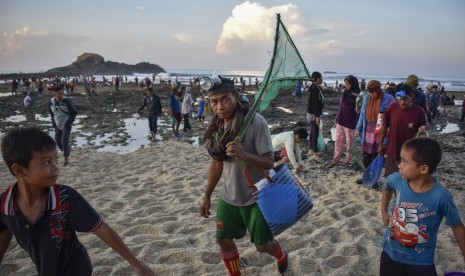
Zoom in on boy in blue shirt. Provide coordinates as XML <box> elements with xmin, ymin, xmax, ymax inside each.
<box><xmin>197</xmin><ymin>94</ymin><xmax>206</xmax><ymax>124</ymax></box>
<box><xmin>169</xmin><ymin>87</ymin><xmax>182</xmax><ymax>137</ymax></box>
<box><xmin>0</xmin><ymin>127</ymin><xmax>153</xmax><ymax>276</ymax></box>
<box><xmin>380</xmin><ymin>137</ymin><xmax>465</xmax><ymax>275</ymax></box>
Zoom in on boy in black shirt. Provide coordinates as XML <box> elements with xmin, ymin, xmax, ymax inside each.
<box><xmin>0</xmin><ymin>127</ymin><xmax>153</xmax><ymax>276</ymax></box>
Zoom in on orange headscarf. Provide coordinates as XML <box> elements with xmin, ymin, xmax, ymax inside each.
<box><xmin>366</xmin><ymin>80</ymin><xmax>382</xmax><ymax>123</ymax></box>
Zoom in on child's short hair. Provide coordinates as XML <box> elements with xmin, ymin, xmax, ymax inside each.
<box><xmin>402</xmin><ymin>137</ymin><xmax>441</xmax><ymax>174</ymax></box>
<box><xmin>1</xmin><ymin>127</ymin><xmax>56</xmax><ymax>176</ymax></box>
<box><xmin>293</xmin><ymin>127</ymin><xmax>308</xmax><ymax>140</ymax></box>
<box><xmin>53</xmin><ymin>85</ymin><xmax>64</xmax><ymax>92</ymax></box>
<box><xmin>311</xmin><ymin>71</ymin><xmax>322</xmax><ymax>80</ymax></box>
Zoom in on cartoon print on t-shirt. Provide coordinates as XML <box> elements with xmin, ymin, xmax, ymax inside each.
<box><xmin>389</xmin><ymin>193</ymin><xmax>431</xmax><ymax>248</ymax></box>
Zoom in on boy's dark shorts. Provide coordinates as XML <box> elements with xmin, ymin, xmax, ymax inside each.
<box><xmin>216</xmin><ymin>198</ymin><xmax>273</xmax><ymax>245</ymax></box>
<box><xmin>172</xmin><ymin>112</ymin><xmax>182</xmax><ymax>123</ymax></box>
<box><xmin>380</xmin><ymin>250</ymin><xmax>437</xmax><ymax>276</ymax></box>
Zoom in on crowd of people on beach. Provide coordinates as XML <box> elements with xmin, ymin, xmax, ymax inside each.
<box><xmin>1</xmin><ymin>70</ymin><xmax>465</xmax><ymax>276</ymax></box>
<box><xmin>278</xmin><ymin>72</ymin><xmax>464</xmax><ymax>276</ymax></box>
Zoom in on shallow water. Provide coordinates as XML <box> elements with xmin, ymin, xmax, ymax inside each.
<box><xmin>437</xmin><ymin>121</ymin><xmax>460</xmax><ymax>134</ymax></box>
<box><xmin>92</xmin><ymin>118</ymin><xmax>153</xmax><ymax>153</ymax></box>
<box><xmin>0</xmin><ymin>114</ymin><xmax>180</xmax><ymax>154</ymax></box>
<box><xmin>3</xmin><ymin>114</ymin><xmax>26</xmax><ymax>123</ymax></box>
<box><xmin>276</xmin><ymin>107</ymin><xmax>293</xmax><ymax>113</ymax></box>
<box><xmin>3</xmin><ymin>111</ymin><xmax>459</xmax><ymax>154</ymax></box>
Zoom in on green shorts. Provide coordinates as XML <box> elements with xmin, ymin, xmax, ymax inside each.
<box><xmin>216</xmin><ymin>198</ymin><xmax>273</xmax><ymax>245</ymax></box>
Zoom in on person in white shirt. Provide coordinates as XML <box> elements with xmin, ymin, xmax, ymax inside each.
<box><xmin>23</xmin><ymin>92</ymin><xmax>33</xmax><ymax>108</ymax></box>
<box><xmin>181</xmin><ymin>87</ymin><xmax>193</xmax><ymax>132</ymax></box>
<box><xmin>272</xmin><ymin>127</ymin><xmax>308</xmax><ymax>173</ymax></box>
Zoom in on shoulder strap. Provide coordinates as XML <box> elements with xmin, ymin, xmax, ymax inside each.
<box><xmin>243</xmin><ymin>162</ymin><xmax>273</xmax><ymax>191</ymax></box>
<box><xmin>54</xmin><ymin>99</ymin><xmax>70</xmax><ymax>115</ymax></box>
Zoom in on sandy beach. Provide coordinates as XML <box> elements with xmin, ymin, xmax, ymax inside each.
<box><xmin>0</xmin><ymin>83</ymin><xmax>464</xmax><ymax>275</ymax></box>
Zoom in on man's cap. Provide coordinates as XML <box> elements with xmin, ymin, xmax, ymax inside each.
<box><xmin>208</xmin><ymin>76</ymin><xmax>236</xmax><ymax>96</ymax></box>
<box><xmin>395</xmin><ymin>91</ymin><xmax>406</xmax><ymax>98</ymax></box>
<box><xmin>405</xmin><ymin>74</ymin><xmax>419</xmax><ymax>89</ymax></box>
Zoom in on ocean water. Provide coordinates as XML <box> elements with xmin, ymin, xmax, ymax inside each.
<box><xmin>2</xmin><ymin>70</ymin><xmax>465</xmax><ymax>91</ymax></box>
<box><xmin>159</xmin><ymin>69</ymin><xmax>465</xmax><ymax>91</ymax></box>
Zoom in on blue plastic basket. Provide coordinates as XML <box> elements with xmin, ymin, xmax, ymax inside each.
<box><xmin>362</xmin><ymin>155</ymin><xmax>384</xmax><ymax>188</ymax></box>
<box><xmin>444</xmin><ymin>272</ymin><xmax>465</xmax><ymax>276</ymax></box>
<box><xmin>255</xmin><ymin>164</ymin><xmax>313</xmax><ymax>237</ymax></box>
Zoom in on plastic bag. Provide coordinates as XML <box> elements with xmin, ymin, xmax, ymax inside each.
<box><xmin>349</xmin><ymin>137</ymin><xmax>365</xmax><ymax>170</ymax></box>
<box><xmin>330</xmin><ymin>125</ymin><xmax>337</xmax><ymax>142</ymax></box>
<box><xmin>317</xmin><ymin>130</ymin><xmax>326</xmax><ymax>152</ymax></box>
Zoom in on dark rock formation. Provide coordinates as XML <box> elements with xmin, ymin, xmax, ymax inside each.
<box><xmin>44</xmin><ymin>53</ymin><xmax>165</xmax><ymax>76</ymax></box>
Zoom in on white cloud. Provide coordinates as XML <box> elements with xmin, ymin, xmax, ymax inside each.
<box><xmin>173</xmin><ymin>33</ymin><xmax>208</xmax><ymax>45</ymax></box>
<box><xmin>0</xmin><ymin>26</ymin><xmax>48</xmax><ymax>54</ymax></box>
<box><xmin>0</xmin><ymin>26</ymin><xmax>92</xmax><ymax>72</ymax></box>
<box><xmin>314</xmin><ymin>40</ymin><xmax>343</xmax><ymax>56</ymax></box>
<box><xmin>136</xmin><ymin>5</ymin><xmax>145</xmax><ymax>10</ymax></box>
<box><xmin>215</xmin><ymin>1</ymin><xmax>310</xmax><ymax>55</ymax></box>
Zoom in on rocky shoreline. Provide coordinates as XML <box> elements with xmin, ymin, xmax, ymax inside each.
<box><xmin>1</xmin><ymin>82</ymin><xmax>464</xmax><ymax>149</ymax></box>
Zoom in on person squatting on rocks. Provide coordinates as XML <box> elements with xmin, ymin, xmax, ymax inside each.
<box><xmin>271</xmin><ymin>127</ymin><xmax>308</xmax><ymax>173</ymax></box>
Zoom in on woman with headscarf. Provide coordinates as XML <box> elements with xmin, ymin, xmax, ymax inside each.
<box><xmin>355</xmin><ymin>80</ymin><xmax>395</xmax><ymax>183</ymax></box>
<box><xmin>327</xmin><ymin>75</ymin><xmax>360</xmax><ymax>168</ymax></box>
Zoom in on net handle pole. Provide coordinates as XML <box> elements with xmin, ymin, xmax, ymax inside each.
<box><xmin>234</xmin><ymin>14</ymin><xmax>282</xmax><ymax>143</ymax></box>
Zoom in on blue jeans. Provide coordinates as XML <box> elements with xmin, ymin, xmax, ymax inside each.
<box><xmin>55</xmin><ymin>126</ymin><xmax>71</xmax><ymax>157</ymax></box>
<box><xmin>148</xmin><ymin>114</ymin><xmax>158</xmax><ymax>133</ymax></box>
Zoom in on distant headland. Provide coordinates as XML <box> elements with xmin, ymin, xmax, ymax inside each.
<box><xmin>0</xmin><ymin>53</ymin><xmax>165</xmax><ymax>79</ymax></box>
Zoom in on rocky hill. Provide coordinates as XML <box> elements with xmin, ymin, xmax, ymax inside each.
<box><xmin>44</xmin><ymin>53</ymin><xmax>165</xmax><ymax>76</ymax></box>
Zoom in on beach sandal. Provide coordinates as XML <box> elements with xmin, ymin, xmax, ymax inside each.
<box><xmin>277</xmin><ymin>251</ymin><xmax>288</xmax><ymax>275</ymax></box>
<box><xmin>310</xmin><ymin>155</ymin><xmax>322</xmax><ymax>163</ymax></box>
<box><xmin>239</xmin><ymin>258</ymin><xmax>248</xmax><ymax>269</ymax></box>
<box><xmin>325</xmin><ymin>161</ymin><xmax>338</xmax><ymax>168</ymax></box>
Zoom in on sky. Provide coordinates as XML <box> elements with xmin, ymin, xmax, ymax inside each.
<box><xmin>1</xmin><ymin>0</ymin><xmax>465</xmax><ymax>78</ymax></box>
